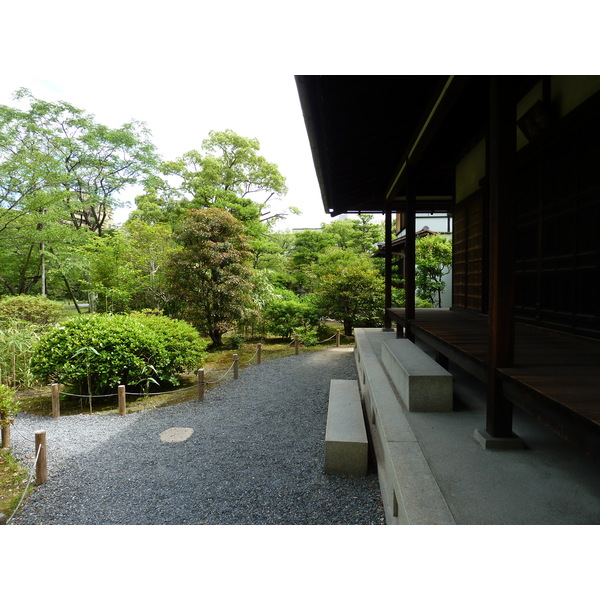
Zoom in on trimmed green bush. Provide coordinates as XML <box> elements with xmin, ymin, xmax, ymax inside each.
<box><xmin>264</xmin><ymin>295</ymin><xmax>321</xmax><ymax>339</ymax></box>
<box><xmin>0</xmin><ymin>295</ymin><xmax>63</xmax><ymax>326</ymax></box>
<box><xmin>30</xmin><ymin>313</ymin><xmax>208</xmax><ymax>394</ymax></box>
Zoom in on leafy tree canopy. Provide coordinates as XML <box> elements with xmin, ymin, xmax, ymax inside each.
<box><xmin>1</xmin><ymin>88</ymin><xmax>158</xmax><ymax>236</ymax></box>
<box><xmin>165</xmin><ymin>207</ymin><xmax>255</xmax><ymax>347</ymax></box>
<box><xmin>415</xmin><ymin>234</ymin><xmax>452</xmax><ymax>307</ymax></box>
<box><xmin>130</xmin><ymin>129</ymin><xmax>298</xmax><ymax>241</ymax></box>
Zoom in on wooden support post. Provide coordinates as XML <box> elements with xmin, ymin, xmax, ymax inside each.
<box><xmin>1</xmin><ymin>413</ymin><xmax>10</xmax><ymax>449</ymax></box>
<box><xmin>384</xmin><ymin>203</ymin><xmax>393</xmax><ymax>330</ymax></box>
<box><xmin>197</xmin><ymin>368</ymin><xmax>205</xmax><ymax>402</ymax></box>
<box><xmin>294</xmin><ymin>335</ymin><xmax>299</xmax><ymax>355</ymax></box>
<box><xmin>35</xmin><ymin>430</ymin><xmax>47</xmax><ymax>486</ymax></box>
<box><xmin>336</xmin><ymin>329</ymin><xmax>341</xmax><ymax>347</ymax></box>
<box><xmin>118</xmin><ymin>385</ymin><xmax>126</xmax><ymax>416</ymax></box>
<box><xmin>257</xmin><ymin>343</ymin><xmax>262</xmax><ymax>365</ymax></box>
<box><xmin>405</xmin><ymin>176</ymin><xmax>416</xmax><ymax>328</ymax></box>
<box><xmin>233</xmin><ymin>354</ymin><xmax>239</xmax><ymax>379</ymax></box>
<box><xmin>480</xmin><ymin>75</ymin><xmax>521</xmax><ymax>445</ymax></box>
<box><xmin>51</xmin><ymin>383</ymin><xmax>60</xmax><ymax>418</ymax></box>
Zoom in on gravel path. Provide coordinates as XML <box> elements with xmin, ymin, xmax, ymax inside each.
<box><xmin>8</xmin><ymin>347</ymin><xmax>384</xmax><ymax>525</ymax></box>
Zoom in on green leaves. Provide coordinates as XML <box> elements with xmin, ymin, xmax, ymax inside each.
<box><xmin>166</xmin><ymin>208</ymin><xmax>254</xmax><ymax>346</ymax></box>
<box><xmin>0</xmin><ymin>384</ymin><xmax>20</xmax><ymax>427</ymax></box>
<box><xmin>415</xmin><ymin>234</ymin><xmax>452</xmax><ymax>307</ymax></box>
<box><xmin>30</xmin><ymin>313</ymin><xmax>208</xmax><ymax>394</ymax></box>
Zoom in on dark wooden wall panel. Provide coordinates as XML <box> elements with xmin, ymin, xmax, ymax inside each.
<box><xmin>514</xmin><ymin>95</ymin><xmax>600</xmax><ymax>338</ymax></box>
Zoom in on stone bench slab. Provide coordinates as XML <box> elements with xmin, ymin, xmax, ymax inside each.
<box><xmin>382</xmin><ymin>338</ymin><xmax>453</xmax><ymax>412</ymax></box>
<box><xmin>325</xmin><ymin>379</ymin><xmax>368</xmax><ymax>476</ymax></box>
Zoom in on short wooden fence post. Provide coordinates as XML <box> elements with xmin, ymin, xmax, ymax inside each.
<box><xmin>35</xmin><ymin>430</ymin><xmax>47</xmax><ymax>486</ymax></box>
<box><xmin>257</xmin><ymin>343</ymin><xmax>262</xmax><ymax>365</ymax></box>
<box><xmin>233</xmin><ymin>354</ymin><xmax>239</xmax><ymax>379</ymax></box>
<box><xmin>1</xmin><ymin>413</ymin><xmax>10</xmax><ymax>449</ymax></box>
<box><xmin>294</xmin><ymin>335</ymin><xmax>299</xmax><ymax>355</ymax></box>
<box><xmin>51</xmin><ymin>383</ymin><xmax>60</xmax><ymax>418</ymax></box>
<box><xmin>118</xmin><ymin>385</ymin><xmax>126</xmax><ymax>416</ymax></box>
<box><xmin>198</xmin><ymin>369</ymin><xmax>205</xmax><ymax>402</ymax></box>
<box><xmin>336</xmin><ymin>329</ymin><xmax>341</xmax><ymax>347</ymax></box>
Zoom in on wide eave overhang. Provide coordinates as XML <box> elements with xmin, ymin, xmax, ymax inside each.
<box><xmin>295</xmin><ymin>75</ymin><xmax>539</xmax><ymax>216</ymax></box>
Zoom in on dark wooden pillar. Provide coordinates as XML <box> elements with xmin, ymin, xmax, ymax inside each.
<box><xmin>404</xmin><ymin>176</ymin><xmax>416</xmax><ymax>340</ymax></box>
<box><xmin>486</xmin><ymin>75</ymin><xmax>517</xmax><ymax>439</ymax></box>
<box><xmin>383</xmin><ymin>203</ymin><xmax>393</xmax><ymax>330</ymax></box>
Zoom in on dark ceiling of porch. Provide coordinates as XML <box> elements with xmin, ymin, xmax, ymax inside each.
<box><xmin>295</xmin><ymin>75</ymin><xmax>540</xmax><ymax>217</ymax></box>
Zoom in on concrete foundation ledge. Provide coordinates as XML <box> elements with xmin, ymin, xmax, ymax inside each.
<box><xmin>354</xmin><ymin>329</ymin><xmax>456</xmax><ymax>525</ymax></box>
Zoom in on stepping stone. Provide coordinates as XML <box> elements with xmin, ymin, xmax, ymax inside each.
<box><xmin>160</xmin><ymin>427</ymin><xmax>194</xmax><ymax>443</ymax></box>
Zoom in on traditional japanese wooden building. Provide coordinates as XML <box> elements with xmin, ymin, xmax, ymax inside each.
<box><xmin>296</xmin><ymin>75</ymin><xmax>600</xmax><ymax>474</ymax></box>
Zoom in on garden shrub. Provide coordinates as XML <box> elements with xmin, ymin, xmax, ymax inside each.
<box><xmin>129</xmin><ymin>311</ymin><xmax>208</xmax><ymax>375</ymax></box>
<box><xmin>291</xmin><ymin>324</ymin><xmax>319</xmax><ymax>346</ymax></box>
<box><xmin>0</xmin><ymin>384</ymin><xmax>20</xmax><ymax>427</ymax></box>
<box><xmin>0</xmin><ymin>295</ymin><xmax>63</xmax><ymax>326</ymax></box>
<box><xmin>30</xmin><ymin>313</ymin><xmax>208</xmax><ymax>394</ymax></box>
<box><xmin>264</xmin><ymin>295</ymin><xmax>321</xmax><ymax>339</ymax></box>
<box><xmin>0</xmin><ymin>321</ymin><xmax>44</xmax><ymax>388</ymax></box>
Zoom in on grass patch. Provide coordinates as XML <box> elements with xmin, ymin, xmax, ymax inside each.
<box><xmin>0</xmin><ymin>448</ymin><xmax>32</xmax><ymax>522</ymax></box>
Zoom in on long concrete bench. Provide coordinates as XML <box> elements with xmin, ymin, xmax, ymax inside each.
<box><xmin>324</xmin><ymin>379</ymin><xmax>368</xmax><ymax>476</ymax></box>
<box><xmin>382</xmin><ymin>338</ymin><xmax>453</xmax><ymax>412</ymax></box>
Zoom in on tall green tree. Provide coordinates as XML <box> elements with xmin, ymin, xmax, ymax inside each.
<box><xmin>313</xmin><ymin>248</ymin><xmax>385</xmax><ymax>335</ymax></box>
<box><xmin>0</xmin><ymin>89</ymin><xmax>158</xmax><ymax>300</ymax></box>
<box><xmin>165</xmin><ymin>208</ymin><xmax>254</xmax><ymax>347</ymax></box>
<box><xmin>285</xmin><ymin>216</ymin><xmax>385</xmax><ymax>295</ymax></box>
<box><xmin>415</xmin><ymin>234</ymin><xmax>452</xmax><ymax>307</ymax></box>
<box><xmin>130</xmin><ymin>130</ymin><xmax>298</xmax><ymax>262</ymax></box>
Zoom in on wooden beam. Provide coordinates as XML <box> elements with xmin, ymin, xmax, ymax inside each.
<box><xmin>486</xmin><ymin>76</ymin><xmax>517</xmax><ymax>438</ymax></box>
<box><xmin>384</xmin><ymin>204</ymin><xmax>393</xmax><ymax>330</ymax></box>
<box><xmin>386</xmin><ymin>76</ymin><xmax>469</xmax><ymax>202</ymax></box>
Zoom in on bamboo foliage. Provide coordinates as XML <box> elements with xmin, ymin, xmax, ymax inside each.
<box><xmin>0</xmin><ymin>323</ymin><xmax>42</xmax><ymax>388</ymax></box>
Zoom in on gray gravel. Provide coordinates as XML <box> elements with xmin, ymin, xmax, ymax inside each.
<box><xmin>8</xmin><ymin>347</ymin><xmax>384</xmax><ymax>525</ymax></box>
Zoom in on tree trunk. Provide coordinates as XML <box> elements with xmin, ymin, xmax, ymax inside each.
<box><xmin>210</xmin><ymin>330</ymin><xmax>223</xmax><ymax>347</ymax></box>
<box><xmin>343</xmin><ymin>321</ymin><xmax>353</xmax><ymax>336</ymax></box>
<box><xmin>49</xmin><ymin>247</ymin><xmax>81</xmax><ymax>313</ymax></box>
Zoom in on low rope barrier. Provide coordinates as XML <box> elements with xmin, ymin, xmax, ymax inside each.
<box><xmin>58</xmin><ymin>391</ymin><xmax>118</xmax><ymax>398</ymax></box>
<box><xmin>1</xmin><ymin>329</ymin><xmax>355</xmax><ymax>523</ymax></box>
<box><xmin>124</xmin><ymin>384</ymin><xmax>198</xmax><ymax>397</ymax></box>
<box><xmin>15</xmin><ymin>330</ymin><xmax>354</xmax><ymax>418</ymax></box>
<box><xmin>315</xmin><ymin>333</ymin><xmax>337</xmax><ymax>344</ymax></box>
<box><xmin>8</xmin><ymin>422</ymin><xmax>36</xmax><ymax>444</ymax></box>
<box><xmin>4</xmin><ymin>434</ymin><xmax>44</xmax><ymax>525</ymax></box>
<box><xmin>205</xmin><ymin>360</ymin><xmax>236</xmax><ymax>385</ymax></box>
<box><xmin>240</xmin><ymin>346</ymin><xmax>260</xmax><ymax>366</ymax></box>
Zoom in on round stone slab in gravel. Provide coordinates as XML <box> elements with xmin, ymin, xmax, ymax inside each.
<box><xmin>159</xmin><ymin>427</ymin><xmax>194</xmax><ymax>443</ymax></box>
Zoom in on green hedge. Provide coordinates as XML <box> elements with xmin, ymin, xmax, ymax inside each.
<box><xmin>0</xmin><ymin>295</ymin><xmax>64</xmax><ymax>326</ymax></box>
<box><xmin>30</xmin><ymin>313</ymin><xmax>208</xmax><ymax>394</ymax></box>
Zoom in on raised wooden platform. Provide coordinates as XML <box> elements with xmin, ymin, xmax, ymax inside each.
<box><xmin>387</xmin><ymin>308</ymin><xmax>600</xmax><ymax>460</ymax></box>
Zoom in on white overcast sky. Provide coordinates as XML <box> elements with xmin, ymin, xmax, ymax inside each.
<box><xmin>2</xmin><ymin>2</ymin><xmax>590</xmax><ymax>234</ymax></box>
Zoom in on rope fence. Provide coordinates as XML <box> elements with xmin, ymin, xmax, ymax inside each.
<box><xmin>0</xmin><ymin>329</ymin><xmax>355</xmax><ymax>524</ymax></box>
<box><xmin>7</xmin><ymin>329</ymin><xmax>353</xmax><ymax>420</ymax></box>
<box><xmin>1</xmin><ymin>430</ymin><xmax>46</xmax><ymax>525</ymax></box>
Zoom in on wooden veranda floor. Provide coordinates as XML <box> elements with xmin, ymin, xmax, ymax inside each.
<box><xmin>387</xmin><ymin>308</ymin><xmax>600</xmax><ymax>460</ymax></box>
